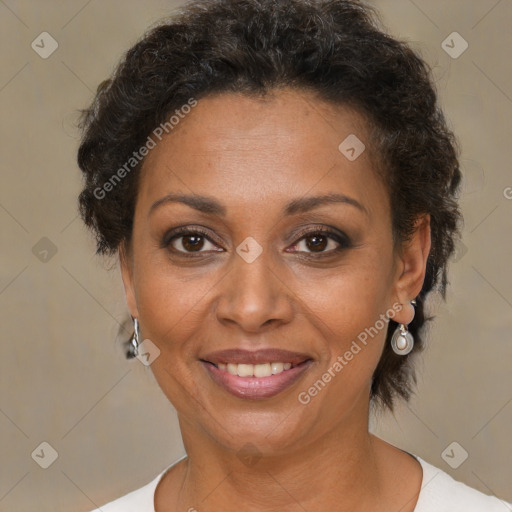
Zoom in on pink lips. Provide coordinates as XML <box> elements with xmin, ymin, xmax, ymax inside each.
<box><xmin>200</xmin><ymin>348</ymin><xmax>313</xmax><ymax>400</ymax></box>
<box><xmin>201</xmin><ymin>348</ymin><xmax>311</xmax><ymax>366</ymax></box>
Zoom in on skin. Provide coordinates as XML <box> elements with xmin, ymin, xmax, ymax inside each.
<box><xmin>119</xmin><ymin>89</ymin><xmax>431</xmax><ymax>512</ymax></box>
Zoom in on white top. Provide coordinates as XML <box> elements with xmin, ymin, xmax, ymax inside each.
<box><xmin>90</xmin><ymin>454</ymin><xmax>511</xmax><ymax>512</ymax></box>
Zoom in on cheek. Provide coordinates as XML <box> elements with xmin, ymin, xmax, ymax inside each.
<box><xmin>294</xmin><ymin>252</ymin><xmax>392</xmax><ymax>334</ymax></box>
<box><xmin>294</xmin><ymin>254</ymin><xmax>392</xmax><ymax>384</ymax></box>
<box><xmin>133</xmin><ymin>262</ymin><xmax>211</xmax><ymax>411</ymax></box>
<box><xmin>132</xmin><ymin>254</ymin><xmax>213</xmax><ymax>356</ymax></box>
<box><xmin>294</xmin><ymin>278</ymin><xmax>389</xmax><ymax>423</ymax></box>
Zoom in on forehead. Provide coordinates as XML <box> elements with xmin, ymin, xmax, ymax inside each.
<box><xmin>137</xmin><ymin>89</ymin><xmax>387</xmax><ymax>219</ymax></box>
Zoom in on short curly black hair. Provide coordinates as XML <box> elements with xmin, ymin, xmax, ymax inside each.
<box><xmin>77</xmin><ymin>0</ymin><xmax>462</xmax><ymax>410</ymax></box>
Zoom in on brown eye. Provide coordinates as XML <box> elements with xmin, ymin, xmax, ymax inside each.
<box><xmin>287</xmin><ymin>227</ymin><xmax>351</xmax><ymax>256</ymax></box>
<box><xmin>180</xmin><ymin>234</ymin><xmax>205</xmax><ymax>252</ymax></box>
<box><xmin>164</xmin><ymin>228</ymin><xmax>223</xmax><ymax>255</ymax></box>
<box><xmin>295</xmin><ymin>233</ymin><xmax>338</xmax><ymax>253</ymax></box>
<box><xmin>304</xmin><ymin>234</ymin><xmax>329</xmax><ymax>252</ymax></box>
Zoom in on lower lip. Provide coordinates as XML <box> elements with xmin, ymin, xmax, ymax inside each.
<box><xmin>201</xmin><ymin>360</ymin><xmax>313</xmax><ymax>399</ymax></box>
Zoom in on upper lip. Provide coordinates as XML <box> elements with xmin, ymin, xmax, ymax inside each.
<box><xmin>201</xmin><ymin>348</ymin><xmax>312</xmax><ymax>366</ymax></box>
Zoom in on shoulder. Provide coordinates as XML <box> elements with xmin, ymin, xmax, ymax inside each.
<box><xmin>414</xmin><ymin>456</ymin><xmax>512</xmax><ymax>512</ymax></box>
<box><xmin>88</xmin><ymin>475</ymin><xmax>159</xmax><ymax>512</ymax></box>
<box><xmin>89</xmin><ymin>455</ymin><xmax>187</xmax><ymax>512</ymax></box>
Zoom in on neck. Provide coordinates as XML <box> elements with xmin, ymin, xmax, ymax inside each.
<box><xmin>172</xmin><ymin>406</ymin><xmax>387</xmax><ymax>512</ymax></box>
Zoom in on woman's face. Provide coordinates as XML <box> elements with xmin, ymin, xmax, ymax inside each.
<box><xmin>120</xmin><ymin>89</ymin><xmax>428</xmax><ymax>456</ymax></box>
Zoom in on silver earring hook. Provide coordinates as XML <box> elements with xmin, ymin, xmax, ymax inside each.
<box><xmin>128</xmin><ymin>317</ymin><xmax>140</xmax><ymax>358</ymax></box>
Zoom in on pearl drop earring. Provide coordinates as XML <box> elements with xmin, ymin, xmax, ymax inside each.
<box><xmin>390</xmin><ymin>300</ymin><xmax>416</xmax><ymax>355</ymax></box>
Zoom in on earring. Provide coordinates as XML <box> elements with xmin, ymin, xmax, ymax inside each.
<box><xmin>127</xmin><ymin>317</ymin><xmax>140</xmax><ymax>358</ymax></box>
<box><xmin>391</xmin><ymin>323</ymin><xmax>414</xmax><ymax>355</ymax></box>
<box><xmin>391</xmin><ymin>300</ymin><xmax>416</xmax><ymax>355</ymax></box>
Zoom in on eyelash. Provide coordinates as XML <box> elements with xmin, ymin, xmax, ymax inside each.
<box><xmin>162</xmin><ymin>226</ymin><xmax>351</xmax><ymax>258</ymax></box>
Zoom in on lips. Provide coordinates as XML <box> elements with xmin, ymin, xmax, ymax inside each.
<box><xmin>201</xmin><ymin>348</ymin><xmax>311</xmax><ymax>366</ymax></box>
<box><xmin>200</xmin><ymin>348</ymin><xmax>313</xmax><ymax>399</ymax></box>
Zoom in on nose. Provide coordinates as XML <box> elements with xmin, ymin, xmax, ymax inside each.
<box><xmin>214</xmin><ymin>247</ymin><xmax>294</xmax><ymax>333</ymax></box>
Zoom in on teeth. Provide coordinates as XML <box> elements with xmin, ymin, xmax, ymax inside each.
<box><xmin>217</xmin><ymin>362</ymin><xmax>297</xmax><ymax>377</ymax></box>
<box><xmin>254</xmin><ymin>363</ymin><xmax>271</xmax><ymax>377</ymax></box>
<box><xmin>237</xmin><ymin>364</ymin><xmax>254</xmax><ymax>377</ymax></box>
<box><xmin>227</xmin><ymin>363</ymin><xmax>238</xmax><ymax>375</ymax></box>
<box><xmin>271</xmin><ymin>362</ymin><xmax>284</xmax><ymax>374</ymax></box>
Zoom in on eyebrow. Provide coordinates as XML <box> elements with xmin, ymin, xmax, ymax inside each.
<box><xmin>148</xmin><ymin>192</ymin><xmax>368</xmax><ymax>218</ymax></box>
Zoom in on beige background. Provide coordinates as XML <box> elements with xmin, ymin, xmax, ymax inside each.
<box><xmin>1</xmin><ymin>0</ymin><xmax>511</xmax><ymax>510</ymax></box>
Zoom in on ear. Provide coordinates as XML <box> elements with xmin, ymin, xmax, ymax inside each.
<box><xmin>391</xmin><ymin>214</ymin><xmax>431</xmax><ymax>324</ymax></box>
<box><xmin>119</xmin><ymin>242</ymin><xmax>139</xmax><ymax>319</ymax></box>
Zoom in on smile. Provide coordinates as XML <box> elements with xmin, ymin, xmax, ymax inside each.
<box><xmin>216</xmin><ymin>362</ymin><xmax>294</xmax><ymax>377</ymax></box>
<box><xmin>200</xmin><ymin>348</ymin><xmax>313</xmax><ymax>399</ymax></box>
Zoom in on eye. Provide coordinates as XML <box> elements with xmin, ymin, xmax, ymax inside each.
<box><xmin>164</xmin><ymin>228</ymin><xmax>223</xmax><ymax>255</ymax></box>
<box><xmin>162</xmin><ymin>225</ymin><xmax>351</xmax><ymax>257</ymax></box>
<box><xmin>287</xmin><ymin>227</ymin><xmax>350</xmax><ymax>255</ymax></box>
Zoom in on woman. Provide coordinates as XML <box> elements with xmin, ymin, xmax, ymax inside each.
<box><xmin>77</xmin><ymin>0</ymin><xmax>511</xmax><ymax>510</ymax></box>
